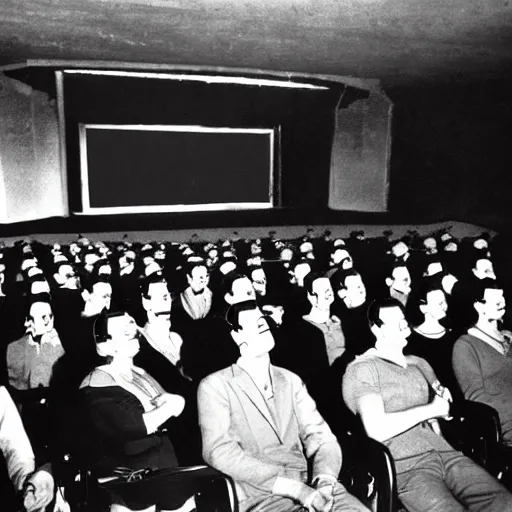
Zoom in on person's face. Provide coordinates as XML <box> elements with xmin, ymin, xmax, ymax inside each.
<box><xmin>423</xmin><ymin>237</ymin><xmax>437</xmax><ymax>253</ymax></box>
<box><xmin>84</xmin><ymin>253</ymin><xmax>100</xmax><ymax>272</ymax></box>
<box><xmin>187</xmin><ymin>265</ymin><xmax>209</xmax><ymax>293</ymax></box>
<box><xmin>343</xmin><ymin>274</ymin><xmax>367</xmax><ymax>309</ymax></box>
<box><xmin>107</xmin><ymin>314</ymin><xmax>140</xmax><ymax>358</ymax></box>
<box><xmin>375</xmin><ymin>306</ymin><xmax>411</xmax><ymax>347</ymax></box>
<box><xmin>30</xmin><ymin>279</ymin><xmax>50</xmax><ymax>295</ymax></box>
<box><xmin>143</xmin><ymin>254</ymin><xmax>156</xmax><ymax>267</ymax></box>
<box><xmin>21</xmin><ymin>258</ymin><xmax>37</xmax><ymax>272</ymax></box>
<box><xmin>388</xmin><ymin>266</ymin><xmax>412</xmax><ymax>295</ymax></box>
<box><xmin>422</xmin><ymin>289</ymin><xmax>448</xmax><ymax>321</ymax></box>
<box><xmin>119</xmin><ymin>251</ymin><xmax>135</xmax><ymax>270</ymax></box>
<box><xmin>97</xmin><ymin>263</ymin><xmax>112</xmax><ymax>276</ymax></box>
<box><xmin>229</xmin><ymin>277</ymin><xmax>256</xmax><ymax>304</ymax></box>
<box><xmin>233</xmin><ymin>308</ymin><xmax>275</xmax><ymax>357</ymax></box>
<box><xmin>57</xmin><ymin>264</ymin><xmax>79</xmax><ymax>290</ymax></box>
<box><xmin>146</xmin><ymin>281</ymin><xmax>172</xmax><ymax>320</ymax></box>
<box><xmin>444</xmin><ymin>242</ymin><xmax>458</xmax><ymax>252</ymax></box>
<box><xmin>26</xmin><ymin>302</ymin><xmax>54</xmax><ymax>337</ymax></box>
<box><xmin>391</xmin><ymin>241</ymin><xmax>409</xmax><ymax>259</ymax></box>
<box><xmin>478</xmin><ymin>288</ymin><xmax>506</xmax><ymax>322</ymax></box>
<box><xmin>310</xmin><ymin>277</ymin><xmax>334</xmax><ymax>311</ymax></box>
<box><xmin>425</xmin><ymin>261</ymin><xmax>443</xmax><ymax>277</ymax></box>
<box><xmin>87</xmin><ymin>282</ymin><xmax>112</xmax><ymax>315</ymax></box>
<box><xmin>293</xmin><ymin>262</ymin><xmax>311</xmax><ymax>287</ymax></box>
<box><xmin>473</xmin><ymin>259</ymin><xmax>496</xmax><ymax>280</ymax></box>
<box><xmin>331</xmin><ymin>249</ymin><xmax>353</xmax><ymax>269</ymax></box>
<box><xmin>300</xmin><ymin>242</ymin><xmax>313</xmax><ymax>255</ymax></box>
<box><xmin>220</xmin><ymin>261</ymin><xmax>237</xmax><ymax>275</ymax></box>
<box><xmin>27</xmin><ymin>267</ymin><xmax>43</xmax><ymax>279</ymax></box>
<box><xmin>144</xmin><ymin>261</ymin><xmax>162</xmax><ymax>277</ymax></box>
<box><xmin>251</xmin><ymin>268</ymin><xmax>267</xmax><ymax>297</ymax></box>
<box><xmin>250</xmin><ymin>243</ymin><xmax>262</xmax><ymax>256</ymax></box>
<box><xmin>441</xmin><ymin>274</ymin><xmax>458</xmax><ymax>295</ymax></box>
<box><xmin>279</xmin><ymin>248</ymin><xmax>294</xmax><ymax>262</ymax></box>
<box><xmin>474</xmin><ymin>238</ymin><xmax>488</xmax><ymax>250</ymax></box>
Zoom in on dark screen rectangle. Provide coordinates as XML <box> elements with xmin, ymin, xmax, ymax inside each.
<box><xmin>84</xmin><ymin>128</ymin><xmax>272</xmax><ymax>208</ymax></box>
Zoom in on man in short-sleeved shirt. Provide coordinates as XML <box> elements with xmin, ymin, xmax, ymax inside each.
<box><xmin>342</xmin><ymin>298</ymin><xmax>512</xmax><ymax>512</ymax></box>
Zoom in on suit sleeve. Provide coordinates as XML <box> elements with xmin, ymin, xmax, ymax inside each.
<box><xmin>292</xmin><ymin>373</ymin><xmax>342</xmax><ymax>481</ymax></box>
<box><xmin>198</xmin><ymin>375</ymin><xmax>288</xmax><ymax>493</ymax></box>
<box><xmin>452</xmin><ymin>339</ymin><xmax>486</xmax><ymax>402</ymax></box>
<box><xmin>0</xmin><ymin>386</ymin><xmax>35</xmax><ymax>490</ymax></box>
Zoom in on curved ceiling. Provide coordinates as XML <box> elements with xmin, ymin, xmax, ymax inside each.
<box><xmin>1</xmin><ymin>0</ymin><xmax>512</xmax><ymax>86</ymax></box>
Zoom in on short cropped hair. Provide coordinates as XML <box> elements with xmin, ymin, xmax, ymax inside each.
<box><xmin>303</xmin><ymin>271</ymin><xmax>326</xmax><ymax>296</ymax></box>
<box><xmin>473</xmin><ymin>278</ymin><xmax>503</xmax><ymax>304</ymax></box>
<box><xmin>330</xmin><ymin>268</ymin><xmax>360</xmax><ymax>293</ymax></box>
<box><xmin>367</xmin><ymin>298</ymin><xmax>405</xmax><ymax>328</ymax></box>
<box><xmin>225</xmin><ymin>300</ymin><xmax>259</xmax><ymax>332</ymax></box>
<box><xmin>93</xmin><ymin>310</ymin><xmax>126</xmax><ymax>344</ymax></box>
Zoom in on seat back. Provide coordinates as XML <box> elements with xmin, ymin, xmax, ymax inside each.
<box><xmin>339</xmin><ymin>432</ymin><xmax>397</xmax><ymax>512</ymax></box>
<box><xmin>440</xmin><ymin>400</ymin><xmax>501</xmax><ymax>468</ymax></box>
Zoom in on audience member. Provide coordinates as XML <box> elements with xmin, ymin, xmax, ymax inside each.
<box><xmin>80</xmin><ymin>311</ymin><xmax>216</xmax><ymax>512</ymax></box>
<box><xmin>452</xmin><ymin>278</ymin><xmax>512</xmax><ymax>445</ymax></box>
<box><xmin>342</xmin><ymin>298</ymin><xmax>512</xmax><ymax>512</ymax></box>
<box><xmin>198</xmin><ymin>300</ymin><xmax>370</xmax><ymax>512</ymax></box>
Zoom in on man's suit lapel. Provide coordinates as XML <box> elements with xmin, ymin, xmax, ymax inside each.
<box><xmin>232</xmin><ymin>365</ymin><xmax>283</xmax><ymax>442</ymax></box>
<box><xmin>271</xmin><ymin>365</ymin><xmax>294</xmax><ymax>439</ymax></box>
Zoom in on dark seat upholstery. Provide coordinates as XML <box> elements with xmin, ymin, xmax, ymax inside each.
<box><xmin>339</xmin><ymin>431</ymin><xmax>397</xmax><ymax>512</ymax></box>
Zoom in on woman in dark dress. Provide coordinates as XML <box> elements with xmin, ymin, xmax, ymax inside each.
<box><xmin>79</xmin><ymin>311</ymin><xmax>216</xmax><ymax>512</ymax></box>
<box><xmin>406</xmin><ymin>282</ymin><xmax>460</xmax><ymax>398</ymax></box>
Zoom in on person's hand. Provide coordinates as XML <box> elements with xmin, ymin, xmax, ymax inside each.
<box><xmin>312</xmin><ymin>483</ymin><xmax>335</xmax><ymax>512</ymax></box>
<box><xmin>432</xmin><ymin>381</ymin><xmax>453</xmax><ymax>419</ymax></box>
<box><xmin>152</xmin><ymin>393</ymin><xmax>185</xmax><ymax>417</ymax></box>
<box><xmin>23</xmin><ymin>470</ymin><xmax>54</xmax><ymax>512</ymax></box>
<box><xmin>429</xmin><ymin>393</ymin><xmax>451</xmax><ymax>419</ymax></box>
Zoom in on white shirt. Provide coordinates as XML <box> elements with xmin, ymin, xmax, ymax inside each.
<box><xmin>236</xmin><ymin>357</ymin><xmax>274</xmax><ymax>400</ymax></box>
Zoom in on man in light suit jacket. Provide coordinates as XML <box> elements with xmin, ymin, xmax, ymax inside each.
<box><xmin>198</xmin><ymin>300</ymin><xmax>369</xmax><ymax>512</ymax></box>
<box><xmin>0</xmin><ymin>385</ymin><xmax>58</xmax><ymax>511</ymax></box>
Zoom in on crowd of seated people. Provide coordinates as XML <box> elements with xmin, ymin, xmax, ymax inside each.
<box><xmin>0</xmin><ymin>227</ymin><xmax>512</xmax><ymax>511</ymax></box>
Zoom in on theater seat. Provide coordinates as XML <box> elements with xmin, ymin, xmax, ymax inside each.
<box><xmin>56</xmin><ymin>456</ymin><xmax>237</xmax><ymax>512</ymax></box>
<box><xmin>440</xmin><ymin>400</ymin><xmax>512</xmax><ymax>490</ymax></box>
<box><xmin>338</xmin><ymin>431</ymin><xmax>397</xmax><ymax>512</ymax></box>
<box><xmin>439</xmin><ymin>400</ymin><xmax>501</xmax><ymax>469</ymax></box>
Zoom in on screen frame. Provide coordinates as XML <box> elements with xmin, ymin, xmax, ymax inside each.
<box><xmin>78</xmin><ymin>123</ymin><xmax>276</xmax><ymax>214</ymax></box>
